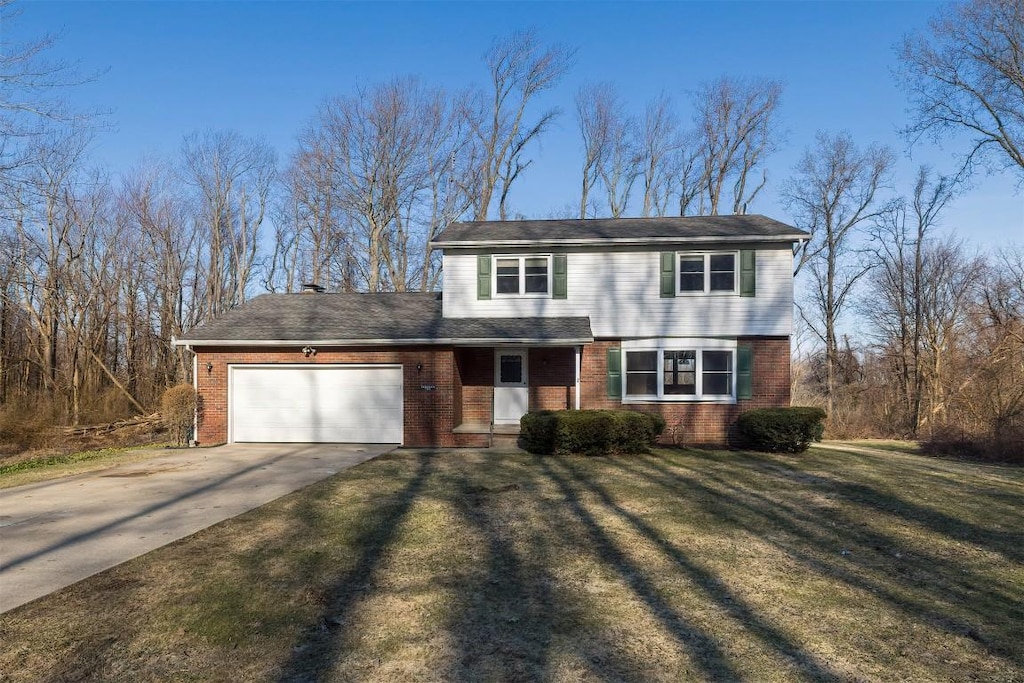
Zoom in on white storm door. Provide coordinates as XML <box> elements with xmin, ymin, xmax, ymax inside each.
<box><xmin>494</xmin><ymin>349</ymin><xmax>529</xmax><ymax>425</ymax></box>
<box><xmin>230</xmin><ymin>365</ymin><xmax>403</xmax><ymax>443</ymax></box>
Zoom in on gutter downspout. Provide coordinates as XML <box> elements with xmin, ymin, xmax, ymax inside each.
<box><xmin>574</xmin><ymin>345</ymin><xmax>582</xmax><ymax>410</ymax></box>
<box><xmin>181</xmin><ymin>341</ymin><xmax>198</xmax><ymax>446</ymax></box>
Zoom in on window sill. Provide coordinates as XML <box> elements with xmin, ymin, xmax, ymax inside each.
<box><xmin>673</xmin><ymin>291</ymin><xmax>738</xmax><ymax>297</ymax></box>
<box><xmin>622</xmin><ymin>396</ymin><xmax>737</xmax><ymax>405</ymax></box>
<box><xmin>493</xmin><ymin>293</ymin><xmax>551</xmax><ymax>299</ymax></box>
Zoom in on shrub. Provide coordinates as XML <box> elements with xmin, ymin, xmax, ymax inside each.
<box><xmin>737</xmin><ymin>407</ymin><xmax>826</xmax><ymax>453</ymax></box>
<box><xmin>161</xmin><ymin>384</ymin><xmax>197</xmax><ymax>446</ymax></box>
<box><xmin>519</xmin><ymin>409</ymin><xmax>665</xmax><ymax>455</ymax></box>
<box><xmin>922</xmin><ymin>424</ymin><xmax>1024</xmax><ymax>465</ymax></box>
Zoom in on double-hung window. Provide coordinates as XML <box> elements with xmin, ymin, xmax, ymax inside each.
<box><xmin>678</xmin><ymin>252</ymin><xmax>737</xmax><ymax>294</ymax></box>
<box><xmin>494</xmin><ymin>255</ymin><xmax>551</xmax><ymax>296</ymax></box>
<box><xmin>623</xmin><ymin>347</ymin><xmax>736</xmax><ymax>400</ymax></box>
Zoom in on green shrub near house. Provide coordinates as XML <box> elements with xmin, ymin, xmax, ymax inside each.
<box><xmin>519</xmin><ymin>409</ymin><xmax>665</xmax><ymax>455</ymax></box>
<box><xmin>737</xmin><ymin>407</ymin><xmax>826</xmax><ymax>453</ymax></box>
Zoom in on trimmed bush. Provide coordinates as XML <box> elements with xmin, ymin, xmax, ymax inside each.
<box><xmin>161</xmin><ymin>384</ymin><xmax>197</xmax><ymax>446</ymax></box>
<box><xmin>519</xmin><ymin>409</ymin><xmax>665</xmax><ymax>455</ymax></box>
<box><xmin>737</xmin><ymin>407</ymin><xmax>826</xmax><ymax>453</ymax></box>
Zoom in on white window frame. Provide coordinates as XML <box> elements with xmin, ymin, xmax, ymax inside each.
<box><xmin>620</xmin><ymin>338</ymin><xmax>737</xmax><ymax>403</ymax></box>
<box><xmin>676</xmin><ymin>251</ymin><xmax>739</xmax><ymax>295</ymax></box>
<box><xmin>492</xmin><ymin>254</ymin><xmax>553</xmax><ymax>298</ymax></box>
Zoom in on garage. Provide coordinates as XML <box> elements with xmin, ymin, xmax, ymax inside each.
<box><xmin>229</xmin><ymin>365</ymin><xmax>403</xmax><ymax>443</ymax></box>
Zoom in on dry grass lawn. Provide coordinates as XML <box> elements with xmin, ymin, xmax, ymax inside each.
<box><xmin>1</xmin><ymin>444</ymin><xmax>1021</xmax><ymax>682</ymax></box>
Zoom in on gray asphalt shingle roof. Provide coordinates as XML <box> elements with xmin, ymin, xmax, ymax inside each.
<box><xmin>432</xmin><ymin>214</ymin><xmax>807</xmax><ymax>246</ymax></box>
<box><xmin>175</xmin><ymin>292</ymin><xmax>593</xmax><ymax>345</ymax></box>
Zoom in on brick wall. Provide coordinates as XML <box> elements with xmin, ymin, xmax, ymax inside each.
<box><xmin>192</xmin><ymin>339</ymin><xmax>787</xmax><ymax>448</ymax></box>
<box><xmin>455</xmin><ymin>347</ymin><xmax>578</xmax><ymax>424</ymax></box>
<box><xmin>455</xmin><ymin>348</ymin><xmax>493</xmax><ymax>425</ymax></box>
<box><xmin>580</xmin><ymin>337</ymin><xmax>791</xmax><ymax>445</ymax></box>
<box><xmin>528</xmin><ymin>347</ymin><xmax>576</xmax><ymax>411</ymax></box>
<box><xmin>193</xmin><ymin>346</ymin><xmax>457</xmax><ymax>447</ymax></box>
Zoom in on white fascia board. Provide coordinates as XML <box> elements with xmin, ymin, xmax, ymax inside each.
<box><xmin>432</xmin><ymin>234</ymin><xmax>806</xmax><ymax>249</ymax></box>
<box><xmin>175</xmin><ymin>338</ymin><xmax>449</xmax><ymax>347</ymax></box>
<box><xmin>621</xmin><ymin>337</ymin><xmax>738</xmax><ymax>350</ymax></box>
<box><xmin>452</xmin><ymin>337</ymin><xmax>593</xmax><ymax>346</ymax></box>
<box><xmin>176</xmin><ymin>337</ymin><xmax>594</xmax><ymax>347</ymax></box>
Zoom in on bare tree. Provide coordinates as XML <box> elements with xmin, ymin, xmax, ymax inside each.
<box><xmin>638</xmin><ymin>94</ymin><xmax>680</xmax><ymax>217</ymax></box>
<box><xmin>574</xmin><ymin>82</ymin><xmax>642</xmax><ymax>218</ymax></box>
<box><xmin>0</xmin><ymin>1</ymin><xmax>81</xmax><ymax>170</ymax></box>
<box><xmin>465</xmin><ymin>29</ymin><xmax>573</xmax><ymax>220</ymax></box>
<box><xmin>119</xmin><ymin>161</ymin><xmax>199</xmax><ymax>387</ymax></box>
<box><xmin>864</xmin><ymin>167</ymin><xmax>958</xmax><ymax>434</ymax></box>
<box><xmin>967</xmin><ymin>247</ymin><xmax>1024</xmax><ymax>443</ymax></box>
<box><xmin>784</xmin><ymin>131</ymin><xmax>895</xmax><ymax>417</ymax></box>
<box><xmin>692</xmin><ymin>76</ymin><xmax>783</xmax><ymax>214</ymax></box>
<box><xmin>181</xmin><ymin>130</ymin><xmax>276</xmax><ymax>315</ymax></box>
<box><xmin>575</xmin><ymin>83</ymin><xmax>612</xmax><ymax>219</ymax></box>
<box><xmin>898</xmin><ymin>0</ymin><xmax>1024</xmax><ymax>178</ymax></box>
<box><xmin>279</xmin><ymin>79</ymin><xmax>472</xmax><ymax>293</ymax></box>
<box><xmin>674</xmin><ymin>134</ymin><xmax>704</xmax><ymax>216</ymax></box>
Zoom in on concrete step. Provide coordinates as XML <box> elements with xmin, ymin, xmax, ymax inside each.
<box><xmin>490</xmin><ymin>433</ymin><xmax>523</xmax><ymax>450</ymax></box>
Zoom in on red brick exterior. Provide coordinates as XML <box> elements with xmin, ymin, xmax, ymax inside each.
<box><xmin>581</xmin><ymin>338</ymin><xmax>791</xmax><ymax>444</ymax></box>
<box><xmin>193</xmin><ymin>338</ymin><xmax>789</xmax><ymax>448</ymax></box>
<box><xmin>193</xmin><ymin>346</ymin><xmax>459</xmax><ymax>448</ymax></box>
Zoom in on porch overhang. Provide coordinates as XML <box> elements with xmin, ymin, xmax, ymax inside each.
<box><xmin>446</xmin><ymin>316</ymin><xmax>593</xmax><ymax>346</ymax></box>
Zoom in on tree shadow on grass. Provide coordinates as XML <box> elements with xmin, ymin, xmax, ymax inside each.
<box><xmin>613</xmin><ymin>454</ymin><xmax>1024</xmax><ymax>668</ymax></box>
<box><xmin>274</xmin><ymin>450</ymin><xmax>437</xmax><ymax>683</ymax></box>
<box><xmin>533</xmin><ymin>455</ymin><xmax>751</xmax><ymax>682</ymax></box>
<box><xmin>549</xmin><ymin>455</ymin><xmax>846</xmax><ymax>683</ymax></box>
<box><xmin>439</xmin><ymin>458</ymin><xmax>557</xmax><ymax>682</ymax></box>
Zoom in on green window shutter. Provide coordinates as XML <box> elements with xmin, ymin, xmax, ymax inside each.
<box><xmin>737</xmin><ymin>345</ymin><xmax>753</xmax><ymax>399</ymax></box>
<box><xmin>606</xmin><ymin>347</ymin><xmax>622</xmax><ymax>399</ymax></box>
<box><xmin>477</xmin><ymin>255</ymin><xmax>491</xmax><ymax>300</ymax></box>
<box><xmin>740</xmin><ymin>250</ymin><xmax>756</xmax><ymax>297</ymax></box>
<box><xmin>553</xmin><ymin>254</ymin><xmax>567</xmax><ymax>299</ymax></box>
<box><xmin>660</xmin><ymin>252</ymin><xmax>675</xmax><ymax>298</ymax></box>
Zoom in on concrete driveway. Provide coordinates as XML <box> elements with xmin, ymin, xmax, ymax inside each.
<box><xmin>0</xmin><ymin>443</ymin><xmax>393</xmax><ymax>613</ymax></box>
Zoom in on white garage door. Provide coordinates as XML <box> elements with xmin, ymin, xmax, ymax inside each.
<box><xmin>229</xmin><ymin>365</ymin><xmax>403</xmax><ymax>443</ymax></box>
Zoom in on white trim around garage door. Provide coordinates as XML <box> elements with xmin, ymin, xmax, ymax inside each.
<box><xmin>228</xmin><ymin>364</ymin><xmax>404</xmax><ymax>444</ymax></box>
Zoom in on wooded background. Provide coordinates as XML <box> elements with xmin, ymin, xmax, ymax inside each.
<box><xmin>0</xmin><ymin>0</ymin><xmax>1020</xmax><ymax>456</ymax></box>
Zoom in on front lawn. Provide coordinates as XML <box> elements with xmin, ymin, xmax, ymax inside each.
<box><xmin>0</xmin><ymin>445</ymin><xmax>172</xmax><ymax>489</ymax></box>
<box><xmin>1</xmin><ymin>445</ymin><xmax>1021</xmax><ymax>682</ymax></box>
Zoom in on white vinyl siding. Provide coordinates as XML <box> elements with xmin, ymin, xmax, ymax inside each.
<box><xmin>443</xmin><ymin>247</ymin><xmax>793</xmax><ymax>337</ymax></box>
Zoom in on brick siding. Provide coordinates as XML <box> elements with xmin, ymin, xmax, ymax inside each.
<box><xmin>194</xmin><ymin>338</ymin><xmax>789</xmax><ymax>448</ymax></box>
<box><xmin>581</xmin><ymin>337</ymin><xmax>791</xmax><ymax>445</ymax></box>
<box><xmin>193</xmin><ymin>346</ymin><xmax>457</xmax><ymax>447</ymax></box>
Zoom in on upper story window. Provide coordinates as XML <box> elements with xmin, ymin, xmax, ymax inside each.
<box><xmin>678</xmin><ymin>252</ymin><xmax>737</xmax><ymax>294</ymax></box>
<box><xmin>492</xmin><ymin>255</ymin><xmax>552</xmax><ymax>297</ymax></box>
<box><xmin>661</xmin><ymin>249</ymin><xmax>756</xmax><ymax>298</ymax></box>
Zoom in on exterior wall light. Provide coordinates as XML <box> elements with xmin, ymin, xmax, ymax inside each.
<box><xmin>205</xmin><ymin>362</ymin><xmax>213</xmax><ymax>373</ymax></box>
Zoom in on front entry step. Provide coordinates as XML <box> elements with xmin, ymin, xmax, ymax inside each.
<box><xmin>452</xmin><ymin>422</ymin><xmax>522</xmax><ymax>450</ymax></box>
<box><xmin>491</xmin><ymin>433</ymin><xmax>522</xmax><ymax>450</ymax></box>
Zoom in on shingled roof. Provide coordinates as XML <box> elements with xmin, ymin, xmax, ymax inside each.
<box><xmin>432</xmin><ymin>214</ymin><xmax>807</xmax><ymax>247</ymax></box>
<box><xmin>174</xmin><ymin>292</ymin><xmax>593</xmax><ymax>346</ymax></box>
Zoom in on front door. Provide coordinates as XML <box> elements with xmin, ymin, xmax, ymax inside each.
<box><xmin>494</xmin><ymin>349</ymin><xmax>529</xmax><ymax>425</ymax></box>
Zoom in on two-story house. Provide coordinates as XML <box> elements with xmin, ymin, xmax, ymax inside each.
<box><xmin>174</xmin><ymin>215</ymin><xmax>807</xmax><ymax>447</ymax></box>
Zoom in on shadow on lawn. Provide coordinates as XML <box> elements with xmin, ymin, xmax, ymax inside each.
<box><xmin>545</xmin><ymin>456</ymin><xmax>845</xmax><ymax>682</ymax></box>
<box><xmin>271</xmin><ymin>447</ymin><xmax>1021</xmax><ymax>681</ymax></box>
<box><xmin>610</xmin><ymin>453</ymin><xmax>1024</xmax><ymax>668</ymax></box>
<box><xmin>275</xmin><ymin>450</ymin><xmax>437</xmax><ymax>683</ymax></box>
<box><xmin>440</xmin><ymin>458</ymin><xmax>558</xmax><ymax>682</ymax></box>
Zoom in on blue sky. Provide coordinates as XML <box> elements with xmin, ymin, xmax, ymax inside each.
<box><xmin>9</xmin><ymin>0</ymin><xmax>1023</xmax><ymax>247</ymax></box>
